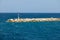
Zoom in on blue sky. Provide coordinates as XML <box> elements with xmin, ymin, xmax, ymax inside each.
<box><xmin>0</xmin><ymin>0</ymin><xmax>60</xmax><ymax>13</ymax></box>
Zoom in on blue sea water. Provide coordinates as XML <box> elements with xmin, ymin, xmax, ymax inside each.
<box><xmin>0</xmin><ymin>13</ymin><xmax>60</xmax><ymax>40</ymax></box>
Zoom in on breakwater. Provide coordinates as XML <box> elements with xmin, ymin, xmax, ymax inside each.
<box><xmin>6</xmin><ymin>18</ymin><xmax>60</xmax><ymax>22</ymax></box>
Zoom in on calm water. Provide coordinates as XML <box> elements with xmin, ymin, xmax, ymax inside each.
<box><xmin>0</xmin><ymin>13</ymin><xmax>60</xmax><ymax>40</ymax></box>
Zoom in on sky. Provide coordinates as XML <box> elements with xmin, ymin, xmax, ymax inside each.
<box><xmin>0</xmin><ymin>0</ymin><xmax>60</xmax><ymax>13</ymax></box>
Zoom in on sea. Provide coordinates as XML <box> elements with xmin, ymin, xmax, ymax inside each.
<box><xmin>0</xmin><ymin>13</ymin><xmax>60</xmax><ymax>40</ymax></box>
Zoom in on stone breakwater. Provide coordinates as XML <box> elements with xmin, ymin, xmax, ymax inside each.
<box><xmin>6</xmin><ymin>18</ymin><xmax>60</xmax><ymax>22</ymax></box>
